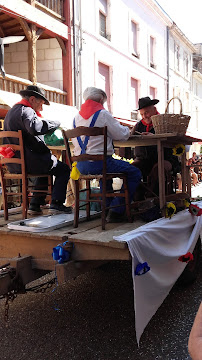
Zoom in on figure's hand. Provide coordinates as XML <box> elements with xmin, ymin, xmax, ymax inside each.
<box><xmin>141</xmin><ymin>132</ymin><xmax>154</xmax><ymax>136</ymax></box>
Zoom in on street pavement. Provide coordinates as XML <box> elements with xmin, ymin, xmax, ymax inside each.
<box><xmin>0</xmin><ymin>184</ymin><xmax>202</xmax><ymax>360</ymax></box>
<box><xmin>0</xmin><ymin>257</ymin><xmax>202</xmax><ymax>360</ymax></box>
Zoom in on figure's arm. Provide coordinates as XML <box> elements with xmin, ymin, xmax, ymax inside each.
<box><xmin>22</xmin><ymin>107</ymin><xmax>60</xmax><ymax>136</ymax></box>
<box><xmin>188</xmin><ymin>302</ymin><xmax>202</xmax><ymax>360</ymax></box>
<box><xmin>103</xmin><ymin>112</ymin><xmax>130</xmax><ymax>140</ymax></box>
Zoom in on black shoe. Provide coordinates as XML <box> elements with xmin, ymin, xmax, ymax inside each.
<box><xmin>106</xmin><ymin>210</ymin><xmax>126</xmax><ymax>223</ymax></box>
<box><xmin>48</xmin><ymin>202</ymin><xmax>72</xmax><ymax>215</ymax></box>
<box><xmin>28</xmin><ymin>204</ymin><xmax>43</xmax><ymax>216</ymax></box>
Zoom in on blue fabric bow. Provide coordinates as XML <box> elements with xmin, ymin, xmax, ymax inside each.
<box><xmin>52</xmin><ymin>241</ymin><xmax>70</xmax><ymax>264</ymax></box>
<box><xmin>135</xmin><ymin>262</ymin><xmax>150</xmax><ymax>276</ymax></box>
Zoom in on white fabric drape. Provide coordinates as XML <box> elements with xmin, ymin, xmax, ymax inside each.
<box><xmin>114</xmin><ymin>202</ymin><xmax>202</xmax><ymax>344</ymax></box>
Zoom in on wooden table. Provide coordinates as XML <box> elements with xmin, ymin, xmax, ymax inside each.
<box><xmin>115</xmin><ymin>133</ymin><xmax>202</xmax><ymax>212</ymax></box>
<box><xmin>48</xmin><ymin>133</ymin><xmax>202</xmax><ymax>213</ymax></box>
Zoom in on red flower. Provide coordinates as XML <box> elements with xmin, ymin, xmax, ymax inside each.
<box><xmin>189</xmin><ymin>204</ymin><xmax>202</xmax><ymax>216</ymax></box>
<box><xmin>178</xmin><ymin>252</ymin><xmax>194</xmax><ymax>263</ymax></box>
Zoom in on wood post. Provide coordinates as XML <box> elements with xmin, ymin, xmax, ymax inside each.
<box><xmin>28</xmin><ymin>24</ymin><xmax>37</xmax><ymax>84</ymax></box>
<box><xmin>18</xmin><ymin>18</ymin><xmax>37</xmax><ymax>84</ymax></box>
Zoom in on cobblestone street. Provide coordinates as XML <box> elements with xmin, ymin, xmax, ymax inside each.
<box><xmin>0</xmin><ymin>258</ymin><xmax>201</xmax><ymax>360</ymax></box>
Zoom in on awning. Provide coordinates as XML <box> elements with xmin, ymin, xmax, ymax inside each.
<box><xmin>0</xmin><ymin>90</ymin><xmax>78</xmax><ymax>129</ymax></box>
<box><xmin>0</xmin><ymin>90</ymin><xmax>21</xmax><ymax>107</ymax></box>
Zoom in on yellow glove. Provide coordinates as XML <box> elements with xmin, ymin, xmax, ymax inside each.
<box><xmin>70</xmin><ymin>162</ymin><xmax>81</xmax><ymax>180</ymax></box>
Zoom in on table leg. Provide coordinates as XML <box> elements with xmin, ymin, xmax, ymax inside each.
<box><xmin>181</xmin><ymin>152</ymin><xmax>187</xmax><ymax>193</ymax></box>
<box><xmin>157</xmin><ymin>140</ymin><xmax>165</xmax><ymax>214</ymax></box>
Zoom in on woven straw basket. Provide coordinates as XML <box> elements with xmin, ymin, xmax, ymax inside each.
<box><xmin>151</xmin><ymin>97</ymin><xmax>191</xmax><ymax>135</ymax></box>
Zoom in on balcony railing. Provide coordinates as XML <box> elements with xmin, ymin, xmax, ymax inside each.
<box><xmin>24</xmin><ymin>0</ymin><xmax>64</xmax><ymax>19</ymax></box>
<box><xmin>36</xmin><ymin>0</ymin><xmax>64</xmax><ymax>18</ymax></box>
<box><xmin>0</xmin><ymin>74</ymin><xmax>67</xmax><ymax>105</ymax></box>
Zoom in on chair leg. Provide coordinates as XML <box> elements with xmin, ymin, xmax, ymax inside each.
<box><xmin>2</xmin><ymin>181</ymin><xmax>8</xmax><ymax>221</ymax></box>
<box><xmin>22</xmin><ymin>178</ymin><xmax>28</xmax><ymax>219</ymax></box>
<box><xmin>74</xmin><ymin>180</ymin><xmax>79</xmax><ymax>228</ymax></box>
<box><xmin>101</xmin><ymin>179</ymin><xmax>106</xmax><ymax>230</ymax></box>
<box><xmin>86</xmin><ymin>180</ymin><xmax>90</xmax><ymax>220</ymax></box>
<box><xmin>123</xmin><ymin>177</ymin><xmax>132</xmax><ymax>223</ymax></box>
<box><xmin>47</xmin><ymin>175</ymin><xmax>53</xmax><ymax>204</ymax></box>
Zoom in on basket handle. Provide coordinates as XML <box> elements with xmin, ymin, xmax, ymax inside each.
<box><xmin>165</xmin><ymin>97</ymin><xmax>183</xmax><ymax>114</ymax></box>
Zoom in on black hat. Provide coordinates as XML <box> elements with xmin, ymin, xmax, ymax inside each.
<box><xmin>19</xmin><ymin>85</ymin><xmax>50</xmax><ymax>105</ymax></box>
<box><xmin>137</xmin><ymin>96</ymin><xmax>159</xmax><ymax>110</ymax></box>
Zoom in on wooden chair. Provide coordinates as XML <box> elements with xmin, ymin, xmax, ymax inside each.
<box><xmin>0</xmin><ymin>130</ymin><xmax>52</xmax><ymax>220</ymax></box>
<box><xmin>62</xmin><ymin>126</ymin><xmax>132</xmax><ymax>230</ymax></box>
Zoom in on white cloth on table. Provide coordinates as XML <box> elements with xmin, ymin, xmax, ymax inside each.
<box><xmin>113</xmin><ymin>203</ymin><xmax>202</xmax><ymax>344</ymax></box>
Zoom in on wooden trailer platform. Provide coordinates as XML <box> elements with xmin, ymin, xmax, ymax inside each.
<box><xmin>0</xmin><ymin>210</ymin><xmax>146</xmax><ymax>291</ymax></box>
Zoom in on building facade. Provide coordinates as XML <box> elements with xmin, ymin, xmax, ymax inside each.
<box><xmin>73</xmin><ymin>0</ymin><xmax>172</xmax><ymax>120</ymax></box>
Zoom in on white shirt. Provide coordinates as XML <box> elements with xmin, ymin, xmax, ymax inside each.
<box><xmin>72</xmin><ymin>110</ymin><xmax>130</xmax><ymax>156</ymax></box>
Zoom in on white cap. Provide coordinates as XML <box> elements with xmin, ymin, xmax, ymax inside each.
<box><xmin>83</xmin><ymin>87</ymin><xmax>107</xmax><ymax>103</ymax></box>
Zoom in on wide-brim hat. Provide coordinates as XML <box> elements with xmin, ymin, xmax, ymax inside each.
<box><xmin>137</xmin><ymin>96</ymin><xmax>159</xmax><ymax>110</ymax></box>
<box><xmin>19</xmin><ymin>85</ymin><xmax>50</xmax><ymax>105</ymax></box>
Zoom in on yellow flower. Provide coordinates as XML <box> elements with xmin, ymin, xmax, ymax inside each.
<box><xmin>184</xmin><ymin>198</ymin><xmax>191</xmax><ymax>208</ymax></box>
<box><xmin>112</xmin><ymin>153</ymin><xmax>122</xmax><ymax>160</ymax></box>
<box><xmin>165</xmin><ymin>202</ymin><xmax>176</xmax><ymax>218</ymax></box>
<box><xmin>70</xmin><ymin>162</ymin><xmax>80</xmax><ymax>180</ymax></box>
<box><xmin>112</xmin><ymin>153</ymin><xmax>134</xmax><ymax>164</ymax></box>
<box><xmin>173</xmin><ymin>144</ymin><xmax>185</xmax><ymax>157</ymax></box>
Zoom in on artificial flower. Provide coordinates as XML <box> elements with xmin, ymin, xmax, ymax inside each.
<box><xmin>52</xmin><ymin>245</ymin><xmax>70</xmax><ymax>264</ymax></box>
<box><xmin>178</xmin><ymin>252</ymin><xmax>194</xmax><ymax>263</ymax></box>
<box><xmin>70</xmin><ymin>161</ymin><xmax>81</xmax><ymax>180</ymax></box>
<box><xmin>135</xmin><ymin>262</ymin><xmax>150</xmax><ymax>276</ymax></box>
<box><xmin>165</xmin><ymin>202</ymin><xmax>176</xmax><ymax>218</ymax></box>
<box><xmin>189</xmin><ymin>204</ymin><xmax>202</xmax><ymax>216</ymax></box>
<box><xmin>112</xmin><ymin>153</ymin><xmax>134</xmax><ymax>164</ymax></box>
<box><xmin>184</xmin><ymin>198</ymin><xmax>191</xmax><ymax>208</ymax></box>
<box><xmin>172</xmin><ymin>144</ymin><xmax>185</xmax><ymax>157</ymax></box>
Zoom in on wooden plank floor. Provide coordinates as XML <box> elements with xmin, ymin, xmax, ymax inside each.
<box><xmin>0</xmin><ymin>208</ymin><xmax>146</xmax><ymax>269</ymax></box>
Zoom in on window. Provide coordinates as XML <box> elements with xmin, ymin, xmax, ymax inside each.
<box><xmin>131</xmin><ymin>21</ymin><xmax>139</xmax><ymax>57</ymax></box>
<box><xmin>99</xmin><ymin>11</ymin><xmax>107</xmax><ymax>38</ymax></box>
<box><xmin>99</xmin><ymin>0</ymin><xmax>109</xmax><ymax>40</ymax></box>
<box><xmin>98</xmin><ymin>62</ymin><xmax>111</xmax><ymax>112</ymax></box>
<box><xmin>175</xmin><ymin>44</ymin><xmax>180</xmax><ymax>71</ymax></box>
<box><xmin>185</xmin><ymin>92</ymin><xmax>189</xmax><ymax>113</ymax></box>
<box><xmin>150</xmin><ymin>36</ymin><xmax>155</xmax><ymax>68</ymax></box>
<box><xmin>149</xmin><ymin>87</ymin><xmax>156</xmax><ymax>100</ymax></box>
<box><xmin>130</xmin><ymin>78</ymin><xmax>139</xmax><ymax>111</ymax></box>
<box><xmin>196</xmin><ymin>106</ymin><xmax>199</xmax><ymax>131</ymax></box>
<box><xmin>184</xmin><ymin>53</ymin><xmax>189</xmax><ymax>77</ymax></box>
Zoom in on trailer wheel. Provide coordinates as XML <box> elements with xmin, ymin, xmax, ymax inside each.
<box><xmin>177</xmin><ymin>237</ymin><xmax>201</xmax><ymax>286</ymax></box>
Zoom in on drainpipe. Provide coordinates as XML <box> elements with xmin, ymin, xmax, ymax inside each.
<box><xmin>72</xmin><ymin>0</ymin><xmax>77</xmax><ymax>107</ymax></box>
<box><xmin>166</xmin><ymin>26</ymin><xmax>169</xmax><ymax>102</ymax></box>
<box><xmin>79</xmin><ymin>0</ymin><xmax>83</xmax><ymax>108</ymax></box>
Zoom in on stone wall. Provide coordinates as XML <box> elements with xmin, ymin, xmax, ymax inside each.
<box><xmin>4</xmin><ymin>38</ymin><xmax>63</xmax><ymax>90</ymax></box>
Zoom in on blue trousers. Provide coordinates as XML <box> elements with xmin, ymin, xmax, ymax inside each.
<box><xmin>76</xmin><ymin>157</ymin><xmax>142</xmax><ymax>214</ymax></box>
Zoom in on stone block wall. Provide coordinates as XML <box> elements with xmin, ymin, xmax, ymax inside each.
<box><xmin>4</xmin><ymin>38</ymin><xmax>63</xmax><ymax>90</ymax></box>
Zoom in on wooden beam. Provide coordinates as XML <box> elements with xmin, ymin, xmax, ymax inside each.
<box><xmin>17</xmin><ymin>18</ymin><xmax>37</xmax><ymax>83</ymax></box>
<box><xmin>56</xmin><ymin>36</ymin><xmax>67</xmax><ymax>56</ymax></box>
<box><xmin>1</xmin><ymin>0</ymin><xmax>68</xmax><ymax>40</ymax></box>
<box><xmin>26</xmin><ymin>0</ymin><xmax>35</xmax><ymax>5</ymax></box>
<box><xmin>36</xmin><ymin>28</ymin><xmax>44</xmax><ymax>39</ymax></box>
<box><xmin>17</xmin><ymin>17</ymin><xmax>32</xmax><ymax>41</ymax></box>
<box><xmin>0</xmin><ymin>26</ymin><xmax>5</xmax><ymax>38</ymax></box>
<box><xmin>28</xmin><ymin>23</ymin><xmax>37</xmax><ymax>84</ymax></box>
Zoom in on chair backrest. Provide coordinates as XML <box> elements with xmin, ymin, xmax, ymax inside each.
<box><xmin>0</xmin><ymin>130</ymin><xmax>26</xmax><ymax>176</ymax></box>
<box><xmin>62</xmin><ymin>126</ymin><xmax>108</xmax><ymax>174</ymax></box>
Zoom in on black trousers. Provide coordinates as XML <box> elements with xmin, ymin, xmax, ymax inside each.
<box><xmin>30</xmin><ymin>160</ymin><xmax>70</xmax><ymax>205</ymax></box>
